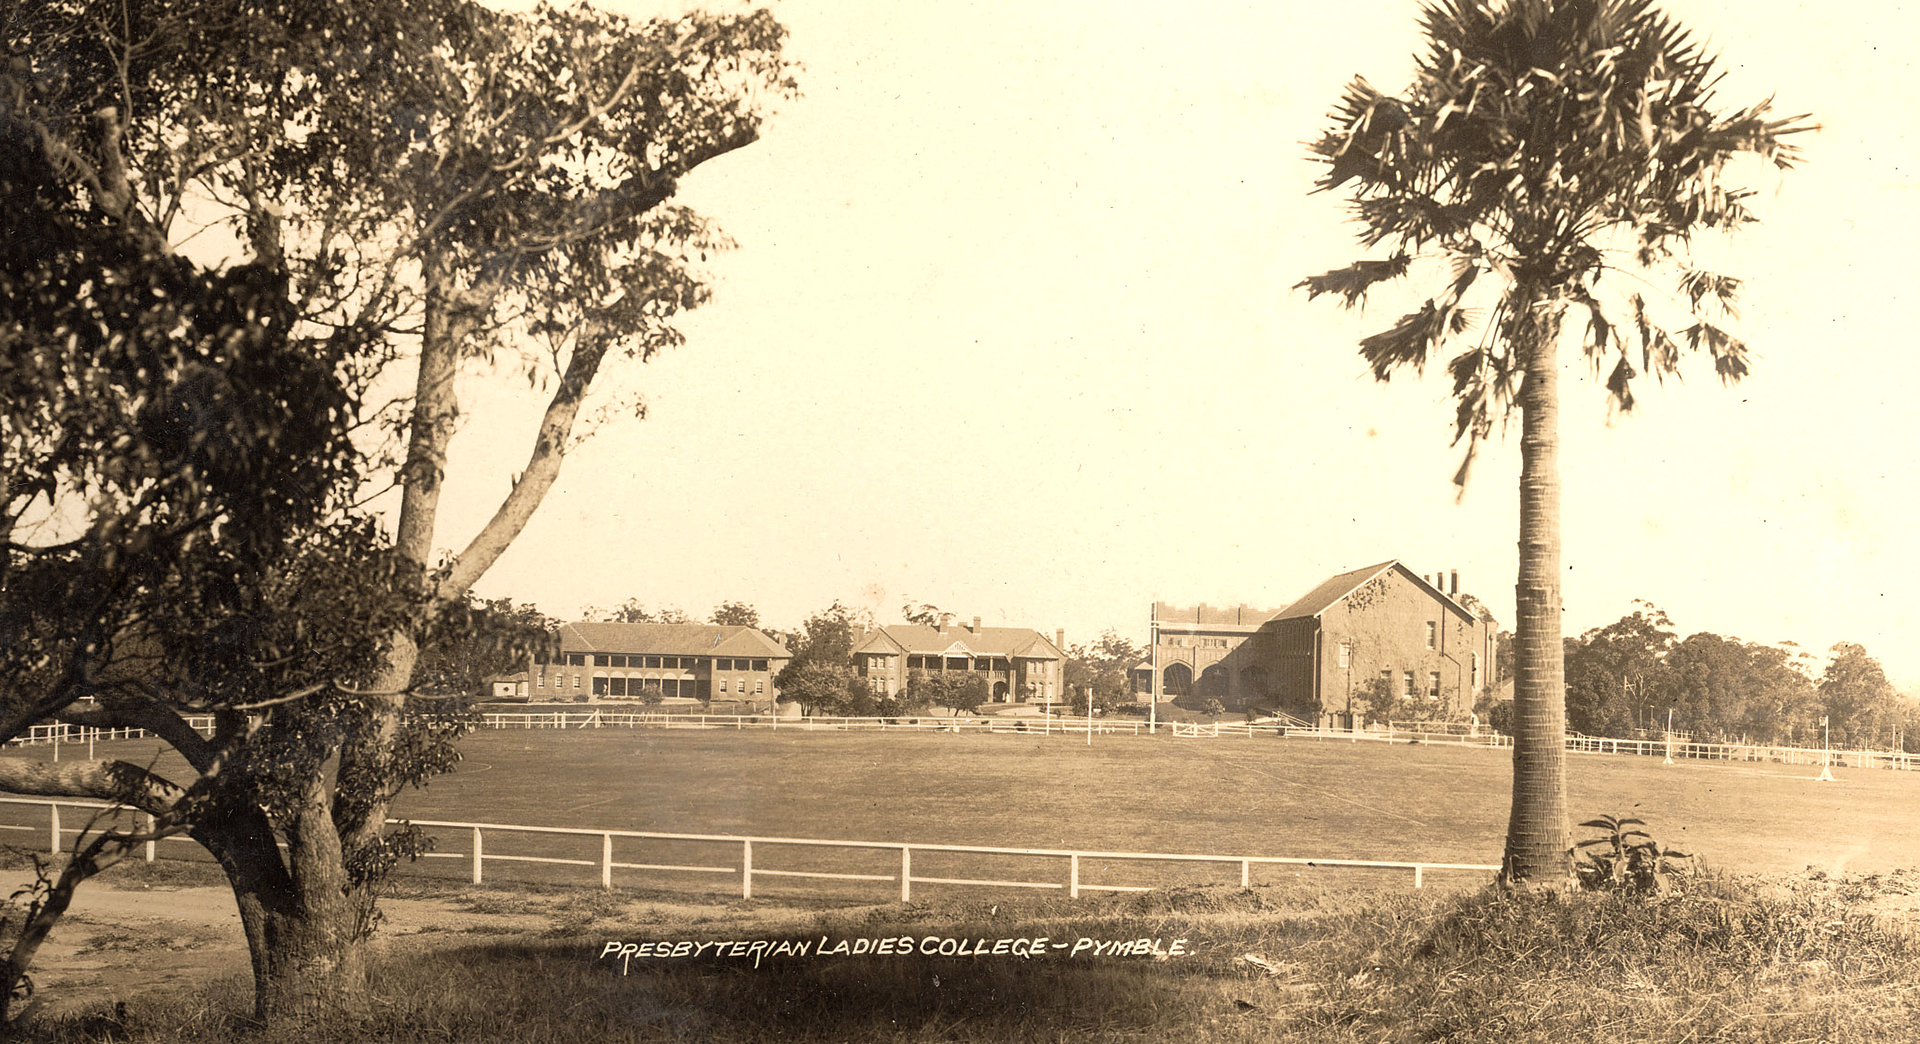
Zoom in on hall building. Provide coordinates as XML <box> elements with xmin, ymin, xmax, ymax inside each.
<box><xmin>1140</xmin><ymin>560</ymin><xmax>1497</xmax><ymax>727</ymax></box>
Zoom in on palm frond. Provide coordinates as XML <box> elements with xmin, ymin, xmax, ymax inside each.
<box><xmin>1294</xmin><ymin>253</ymin><xmax>1411</xmax><ymax>307</ymax></box>
<box><xmin>1682</xmin><ymin>321</ymin><xmax>1749</xmax><ymax>383</ymax></box>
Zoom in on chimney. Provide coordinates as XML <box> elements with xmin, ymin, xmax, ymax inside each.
<box><xmin>971</xmin><ymin>616</ymin><xmax>981</xmax><ymax>633</ymax></box>
<box><xmin>1450</xmin><ymin>570</ymin><xmax>1459</xmax><ymax>596</ymax></box>
<box><xmin>1056</xmin><ymin>628</ymin><xmax>1065</xmax><ymax>650</ymax></box>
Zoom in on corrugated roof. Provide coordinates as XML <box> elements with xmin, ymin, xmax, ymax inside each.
<box><xmin>557</xmin><ymin>622</ymin><xmax>790</xmax><ymax>658</ymax></box>
<box><xmin>851</xmin><ymin>625</ymin><xmax>1061</xmax><ymax>658</ymax></box>
<box><xmin>1270</xmin><ymin>560</ymin><xmax>1476</xmax><ymax>622</ymax></box>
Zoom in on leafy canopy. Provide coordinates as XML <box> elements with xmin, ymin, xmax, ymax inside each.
<box><xmin>1298</xmin><ymin>0</ymin><xmax>1811</xmax><ymax>483</ymax></box>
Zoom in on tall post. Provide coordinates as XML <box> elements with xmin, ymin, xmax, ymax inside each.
<box><xmin>741</xmin><ymin>839</ymin><xmax>754</xmax><ymax>899</ymax></box>
<box><xmin>1086</xmin><ymin>686</ymin><xmax>1093</xmax><ymax>747</ymax></box>
<box><xmin>900</xmin><ymin>847</ymin><xmax>912</xmax><ymax>902</ymax></box>
<box><xmin>1149</xmin><ymin>603</ymin><xmax>1158</xmax><ymax>735</ymax></box>
<box><xmin>471</xmin><ymin>827</ymin><xmax>484</xmax><ymax>884</ymax></box>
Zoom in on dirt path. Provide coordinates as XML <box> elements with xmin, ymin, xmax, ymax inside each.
<box><xmin>0</xmin><ymin>874</ymin><xmax>567</xmax><ymax>1016</ymax></box>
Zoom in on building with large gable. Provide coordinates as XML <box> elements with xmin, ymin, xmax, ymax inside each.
<box><xmin>532</xmin><ymin>621</ymin><xmax>791</xmax><ymax>707</ymax></box>
<box><xmin>1142</xmin><ymin>561</ymin><xmax>1496</xmax><ymax>727</ymax></box>
<box><xmin>850</xmin><ymin>616</ymin><xmax>1065</xmax><ymax>705</ymax></box>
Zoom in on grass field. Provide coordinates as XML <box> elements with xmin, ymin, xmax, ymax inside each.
<box><xmin>4</xmin><ymin>727</ymin><xmax>1911</xmax><ymax>894</ymax></box>
<box><xmin>7</xmin><ymin>729</ymin><xmax>1920</xmax><ymax>1043</ymax></box>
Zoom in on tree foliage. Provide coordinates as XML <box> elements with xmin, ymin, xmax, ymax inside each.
<box><xmin>1063</xmin><ymin>631</ymin><xmax>1144</xmax><ymax>713</ymax></box>
<box><xmin>710</xmin><ymin>601</ymin><xmax>761</xmax><ymax>628</ymax></box>
<box><xmin>591</xmin><ymin>599</ymin><xmax>693</xmax><ymax>624</ymax></box>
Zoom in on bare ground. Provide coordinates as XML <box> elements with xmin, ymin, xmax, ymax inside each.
<box><xmin>0</xmin><ymin>870</ymin><xmax>871</xmax><ymax>1017</ymax></box>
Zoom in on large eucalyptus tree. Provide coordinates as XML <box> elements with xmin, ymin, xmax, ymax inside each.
<box><xmin>2</xmin><ymin>0</ymin><xmax>793</xmax><ymax>1018</ymax></box>
<box><xmin>1299</xmin><ymin>0</ymin><xmax>1808</xmax><ymax>885</ymax></box>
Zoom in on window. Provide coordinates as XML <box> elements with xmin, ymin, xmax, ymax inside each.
<box><xmin>1403</xmin><ymin>671</ymin><xmax>1416</xmax><ymax>697</ymax></box>
<box><xmin>753</xmin><ymin>659</ymin><xmax>768</xmax><ymax>672</ymax></box>
<box><xmin>536</xmin><ymin>673</ymin><xmax>544</xmax><ymax>688</ymax></box>
<box><xmin>755</xmin><ymin>681</ymin><xmax>764</xmax><ymax>694</ymax></box>
<box><xmin>573</xmin><ymin>674</ymin><xmax>581</xmax><ymax>689</ymax></box>
<box><xmin>1427</xmin><ymin>672</ymin><xmax>1441</xmax><ymax>700</ymax></box>
<box><xmin>609</xmin><ymin>677</ymin><xmax>628</xmax><ymax>697</ymax></box>
<box><xmin>1425</xmin><ymin>621</ymin><xmax>1437</xmax><ymax>649</ymax></box>
<box><xmin>946</xmin><ymin>657</ymin><xmax>967</xmax><ymax>672</ymax></box>
<box><xmin>1337</xmin><ymin>642</ymin><xmax>1351</xmax><ymax>668</ymax></box>
<box><xmin>719</xmin><ymin>680</ymin><xmax>730</xmax><ymax>693</ymax></box>
<box><xmin>646</xmin><ymin>655</ymin><xmax>661</xmax><ymax>668</ymax></box>
<box><xmin>973</xmin><ymin>658</ymin><xmax>989</xmax><ymax>672</ymax></box>
<box><xmin>565</xmin><ymin>653</ymin><xmax>587</xmax><ymax>667</ymax></box>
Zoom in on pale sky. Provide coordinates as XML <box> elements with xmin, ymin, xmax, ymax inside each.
<box><xmin>437</xmin><ymin>0</ymin><xmax>1920</xmax><ymax>686</ymax></box>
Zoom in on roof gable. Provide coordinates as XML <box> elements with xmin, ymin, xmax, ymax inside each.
<box><xmin>1271</xmin><ymin>561</ymin><xmax>1477</xmax><ymax>623</ymax></box>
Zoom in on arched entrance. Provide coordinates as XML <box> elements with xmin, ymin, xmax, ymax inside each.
<box><xmin>1162</xmin><ymin>662</ymin><xmax>1192</xmax><ymax>697</ymax></box>
<box><xmin>1200</xmin><ymin>664</ymin><xmax>1227</xmax><ymax>700</ymax></box>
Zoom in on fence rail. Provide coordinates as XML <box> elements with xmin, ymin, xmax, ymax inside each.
<box><xmin>1566</xmin><ymin>733</ymin><xmax>1913</xmax><ymax>770</ymax></box>
<box><xmin>473</xmin><ymin>711</ymin><xmax>1917</xmax><ymax>770</ymax></box>
<box><xmin>0</xmin><ymin>797</ymin><xmax>1496</xmax><ymax>898</ymax></box>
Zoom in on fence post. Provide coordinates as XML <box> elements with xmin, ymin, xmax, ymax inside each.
<box><xmin>48</xmin><ymin>804</ymin><xmax>60</xmax><ymax>855</ymax></box>
<box><xmin>144</xmin><ymin>813</ymin><xmax>156</xmax><ymax>863</ymax></box>
<box><xmin>1240</xmin><ymin>859</ymin><xmax>1251</xmax><ymax>888</ymax></box>
<box><xmin>1068</xmin><ymin>854</ymin><xmax>1080</xmax><ymax>899</ymax></box>
<box><xmin>602</xmin><ymin>833</ymin><xmax>613</xmax><ymax>889</ymax></box>
<box><xmin>742</xmin><ymin>840</ymin><xmax>753</xmax><ymax>899</ymax></box>
<box><xmin>900</xmin><ymin>847</ymin><xmax>912</xmax><ymax>902</ymax></box>
<box><xmin>471</xmin><ymin>827</ymin><xmax>484</xmax><ymax>885</ymax></box>
<box><xmin>1414</xmin><ymin>865</ymin><xmax>1425</xmax><ymax>889</ymax></box>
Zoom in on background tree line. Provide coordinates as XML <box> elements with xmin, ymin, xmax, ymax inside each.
<box><xmin>1562</xmin><ymin>604</ymin><xmax>1911</xmax><ymax>749</ymax></box>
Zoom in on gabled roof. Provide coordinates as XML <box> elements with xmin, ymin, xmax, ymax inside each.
<box><xmin>849</xmin><ymin>629</ymin><xmax>908</xmax><ymax>656</ymax></box>
<box><xmin>852</xmin><ymin>625</ymin><xmax>1062</xmax><ymax>659</ymax></box>
<box><xmin>1271</xmin><ymin>560</ymin><xmax>1477</xmax><ymax>623</ymax></box>
<box><xmin>557</xmin><ymin>622</ymin><xmax>790</xmax><ymax>659</ymax></box>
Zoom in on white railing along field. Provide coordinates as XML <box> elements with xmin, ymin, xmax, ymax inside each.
<box><xmin>481</xmin><ymin>711</ymin><xmax>1170</xmax><ymax>736</ymax></box>
<box><xmin>478</xmin><ymin>711</ymin><xmax>1509</xmax><ymax>746</ymax></box>
<box><xmin>475</xmin><ymin>710</ymin><xmax>1915</xmax><ymax>770</ymax></box>
<box><xmin>0</xmin><ymin>797</ymin><xmax>1498</xmax><ymax>898</ymax></box>
<box><xmin>1565</xmin><ymin>733</ymin><xmax>1914</xmax><ymax>771</ymax></box>
<box><xmin>4</xmin><ymin>718</ymin><xmax>218</xmax><ymax>750</ymax></box>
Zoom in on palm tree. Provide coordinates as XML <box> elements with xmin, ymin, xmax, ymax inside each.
<box><xmin>1299</xmin><ymin>0</ymin><xmax>1809</xmax><ymax>886</ymax></box>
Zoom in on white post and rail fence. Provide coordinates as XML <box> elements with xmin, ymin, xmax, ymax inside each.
<box><xmin>0</xmin><ymin>797</ymin><xmax>1497</xmax><ymax>899</ymax></box>
<box><xmin>9</xmin><ymin>715</ymin><xmax>1904</xmax><ymax>772</ymax></box>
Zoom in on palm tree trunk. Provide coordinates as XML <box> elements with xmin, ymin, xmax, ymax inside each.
<box><xmin>1502</xmin><ymin>310</ymin><xmax>1573</xmax><ymax>887</ymax></box>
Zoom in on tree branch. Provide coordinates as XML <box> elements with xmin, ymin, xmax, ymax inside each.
<box><xmin>0</xmin><ymin>758</ymin><xmax>183</xmax><ymax>817</ymax></box>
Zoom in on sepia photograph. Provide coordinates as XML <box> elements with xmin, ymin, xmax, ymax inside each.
<box><xmin>2</xmin><ymin>0</ymin><xmax>1917</xmax><ymax>1039</ymax></box>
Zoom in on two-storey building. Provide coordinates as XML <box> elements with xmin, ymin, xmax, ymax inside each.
<box><xmin>850</xmin><ymin>616</ymin><xmax>1065</xmax><ymax>704</ymax></box>
<box><xmin>532</xmin><ymin>621</ymin><xmax>791</xmax><ymax>708</ymax></box>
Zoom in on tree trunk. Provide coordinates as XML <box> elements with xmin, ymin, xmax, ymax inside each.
<box><xmin>199</xmin><ymin>789</ymin><xmax>373</xmax><ymax>1022</ymax></box>
<box><xmin>1501</xmin><ymin>312</ymin><xmax>1574</xmax><ymax>888</ymax></box>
